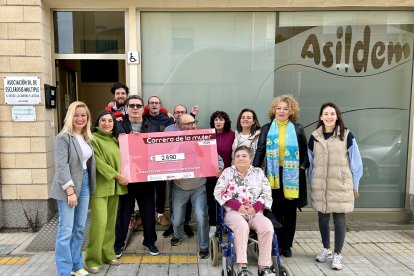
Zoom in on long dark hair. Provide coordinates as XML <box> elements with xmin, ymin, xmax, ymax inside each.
<box><xmin>93</xmin><ymin>110</ymin><xmax>118</xmax><ymax>138</ymax></box>
<box><xmin>316</xmin><ymin>102</ymin><xmax>347</xmax><ymax>141</ymax></box>
<box><xmin>236</xmin><ymin>108</ymin><xmax>261</xmax><ymax>135</ymax></box>
<box><xmin>209</xmin><ymin>111</ymin><xmax>232</xmax><ymax>132</ymax></box>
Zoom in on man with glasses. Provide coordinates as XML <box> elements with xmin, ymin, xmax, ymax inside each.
<box><xmin>142</xmin><ymin>96</ymin><xmax>175</xmax><ymax>227</ymax></box>
<box><xmin>105</xmin><ymin>82</ymin><xmax>129</xmax><ymax>120</ymax></box>
<box><xmin>114</xmin><ymin>95</ymin><xmax>160</xmax><ymax>257</ymax></box>
<box><xmin>165</xmin><ymin>104</ymin><xmax>199</xmax><ymax>132</ymax></box>
<box><xmin>163</xmin><ymin>104</ymin><xmax>200</xmax><ymax>238</ymax></box>
<box><xmin>143</xmin><ymin>96</ymin><xmax>174</xmax><ymax>132</ymax></box>
<box><xmin>169</xmin><ymin>114</ymin><xmax>223</xmax><ymax>259</ymax></box>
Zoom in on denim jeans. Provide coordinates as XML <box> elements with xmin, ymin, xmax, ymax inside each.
<box><xmin>55</xmin><ymin>170</ymin><xmax>90</xmax><ymax>276</ymax></box>
<box><xmin>168</xmin><ymin>181</ymin><xmax>192</xmax><ymax>226</ymax></box>
<box><xmin>171</xmin><ymin>184</ymin><xmax>208</xmax><ymax>250</ymax></box>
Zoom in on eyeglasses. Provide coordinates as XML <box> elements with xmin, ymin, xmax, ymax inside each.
<box><xmin>181</xmin><ymin>120</ymin><xmax>198</xmax><ymax>126</ymax></box>
<box><xmin>128</xmin><ymin>104</ymin><xmax>143</xmax><ymax>109</ymax></box>
<box><xmin>174</xmin><ymin>111</ymin><xmax>186</xmax><ymax>114</ymax></box>
<box><xmin>148</xmin><ymin>102</ymin><xmax>160</xmax><ymax>105</ymax></box>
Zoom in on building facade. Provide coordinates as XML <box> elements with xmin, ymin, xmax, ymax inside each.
<box><xmin>0</xmin><ymin>0</ymin><xmax>414</xmax><ymax>228</ymax></box>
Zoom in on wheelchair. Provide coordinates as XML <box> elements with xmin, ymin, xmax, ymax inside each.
<box><xmin>209</xmin><ymin>204</ymin><xmax>291</xmax><ymax>276</ymax></box>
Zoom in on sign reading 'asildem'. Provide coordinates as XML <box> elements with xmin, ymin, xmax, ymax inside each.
<box><xmin>4</xmin><ymin>76</ymin><xmax>41</xmax><ymax>105</ymax></box>
<box><xmin>300</xmin><ymin>25</ymin><xmax>411</xmax><ymax>74</ymax></box>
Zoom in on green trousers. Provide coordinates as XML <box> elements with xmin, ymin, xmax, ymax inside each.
<box><xmin>85</xmin><ymin>195</ymin><xmax>119</xmax><ymax>268</ymax></box>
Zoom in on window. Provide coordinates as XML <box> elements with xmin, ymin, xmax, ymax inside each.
<box><xmin>141</xmin><ymin>11</ymin><xmax>414</xmax><ymax>208</ymax></box>
<box><xmin>54</xmin><ymin>11</ymin><xmax>125</xmax><ymax>54</ymax></box>
<box><xmin>276</xmin><ymin>11</ymin><xmax>414</xmax><ymax>207</ymax></box>
<box><xmin>141</xmin><ymin>12</ymin><xmax>277</xmax><ymax>128</ymax></box>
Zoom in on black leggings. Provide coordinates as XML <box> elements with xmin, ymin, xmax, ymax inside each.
<box><xmin>318</xmin><ymin>212</ymin><xmax>346</xmax><ymax>253</ymax></box>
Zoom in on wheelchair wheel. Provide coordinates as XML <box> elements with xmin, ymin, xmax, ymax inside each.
<box><xmin>210</xmin><ymin>236</ymin><xmax>219</xmax><ymax>267</ymax></box>
<box><xmin>222</xmin><ymin>232</ymin><xmax>236</xmax><ymax>276</ymax></box>
<box><xmin>221</xmin><ymin>266</ymin><xmax>235</xmax><ymax>276</ymax></box>
<box><xmin>271</xmin><ymin>254</ymin><xmax>292</xmax><ymax>276</ymax></box>
<box><xmin>276</xmin><ymin>263</ymin><xmax>292</xmax><ymax>276</ymax></box>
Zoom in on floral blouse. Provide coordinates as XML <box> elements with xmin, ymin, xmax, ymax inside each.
<box><xmin>214</xmin><ymin>165</ymin><xmax>273</xmax><ymax>211</ymax></box>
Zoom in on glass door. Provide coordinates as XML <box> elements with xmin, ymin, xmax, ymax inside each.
<box><xmin>56</xmin><ymin>60</ymin><xmax>78</xmax><ymax>130</ymax></box>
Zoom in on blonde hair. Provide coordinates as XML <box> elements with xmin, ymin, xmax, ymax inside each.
<box><xmin>61</xmin><ymin>101</ymin><xmax>93</xmax><ymax>142</ymax></box>
<box><xmin>267</xmin><ymin>94</ymin><xmax>300</xmax><ymax>123</ymax></box>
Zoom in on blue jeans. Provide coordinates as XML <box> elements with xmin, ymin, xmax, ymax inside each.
<box><xmin>172</xmin><ymin>184</ymin><xmax>208</xmax><ymax>250</ymax></box>
<box><xmin>55</xmin><ymin>170</ymin><xmax>90</xmax><ymax>276</ymax></box>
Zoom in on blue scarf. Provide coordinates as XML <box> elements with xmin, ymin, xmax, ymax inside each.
<box><xmin>266</xmin><ymin>120</ymin><xmax>300</xmax><ymax>199</ymax></box>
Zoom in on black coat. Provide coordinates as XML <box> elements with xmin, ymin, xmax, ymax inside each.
<box><xmin>116</xmin><ymin>115</ymin><xmax>147</xmax><ymax>134</ymax></box>
<box><xmin>116</xmin><ymin>113</ymin><xmax>174</xmax><ymax>135</ymax></box>
<box><xmin>253</xmin><ymin>121</ymin><xmax>309</xmax><ymax>209</ymax></box>
<box><xmin>142</xmin><ymin>113</ymin><xmax>174</xmax><ymax>133</ymax></box>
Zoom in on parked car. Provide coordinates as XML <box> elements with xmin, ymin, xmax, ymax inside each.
<box><xmin>358</xmin><ymin>129</ymin><xmax>401</xmax><ymax>184</ymax></box>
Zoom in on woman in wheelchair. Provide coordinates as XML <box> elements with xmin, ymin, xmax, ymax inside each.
<box><xmin>214</xmin><ymin>145</ymin><xmax>275</xmax><ymax>276</ymax></box>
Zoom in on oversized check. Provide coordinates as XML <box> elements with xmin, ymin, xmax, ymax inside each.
<box><xmin>119</xmin><ymin>129</ymin><xmax>219</xmax><ymax>182</ymax></box>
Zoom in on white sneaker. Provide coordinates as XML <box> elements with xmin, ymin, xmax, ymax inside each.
<box><xmin>331</xmin><ymin>253</ymin><xmax>343</xmax><ymax>270</ymax></box>
<box><xmin>316</xmin><ymin>248</ymin><xmax>333</xmax><ymax>262</ymax></box>
<box><xmin>209</xmin><ymin>226</ymin><xmax>216</xmax><ymax>238</ymax></box>
<box><xmin>70</xmin><ymin>268</ymin><xmax>90</xmax><ymax>276</ymax></box>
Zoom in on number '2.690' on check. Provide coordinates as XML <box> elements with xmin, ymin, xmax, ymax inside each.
<box><xmin>153</xmin><ymin>153</ymin><xmax>185</xmax><ymax>162</ymax></box>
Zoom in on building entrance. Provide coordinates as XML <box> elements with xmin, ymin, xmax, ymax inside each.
<box><xmin>55</xmin><ymin>59</ymin><xmax>126</xmax><ymax>130</ymax></box>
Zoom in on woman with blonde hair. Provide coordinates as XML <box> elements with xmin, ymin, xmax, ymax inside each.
<box><xmin>253</xmin><ymin>95</ymin><xmax>308</xmax><ymax>258</ymax></box>
<box><xmin>50</xmin><ymin>101</ymin><xmax>96</xmax><ymax>276</ymax></box>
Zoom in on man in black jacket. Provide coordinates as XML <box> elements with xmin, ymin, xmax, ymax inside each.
<box><xmin>114</xmin><ymin>95</ymin><xmax>161</xmax><ymax>256</ymax></box>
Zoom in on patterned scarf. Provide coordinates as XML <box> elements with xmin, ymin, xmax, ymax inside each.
<box><xmin>266</xmin><ymin>120</ymin><xmax>300</xmax><ymax>199</ymax></box>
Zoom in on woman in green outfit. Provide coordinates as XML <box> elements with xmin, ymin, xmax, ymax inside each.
<box><xmin>85</xmin><ymin>110</ymin><xmax>129</xmax><ymax>274</ymax></box>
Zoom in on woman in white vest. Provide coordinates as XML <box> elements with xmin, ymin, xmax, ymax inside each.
<box><xmin>308</xmin><ymin>102</ymin><xmax>363</xmax><ymax>271</ymax></box>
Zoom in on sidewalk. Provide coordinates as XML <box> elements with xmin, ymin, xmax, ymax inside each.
<box><xmin>0</xmin><ymin>229</ymin><xmax>413</xmax><ymax>275</ymax></box>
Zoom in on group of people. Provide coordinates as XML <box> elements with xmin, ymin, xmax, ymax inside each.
<box><xmin>49</xmin><ymin>82</ymin><xmax>363</xmax><ymax>276</ymax></box>
<box><xmin>213</xmin><ymin>95</ymin><xmax>363</xmax><ymax>276</ymax></box>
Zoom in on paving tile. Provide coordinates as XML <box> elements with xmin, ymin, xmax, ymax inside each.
<box><xmin>107</xmin><ymin>264</ymin><xmax>138</xmax><ymax>275</ymax></box>
<box><xmin>137</xmin><ymin>263</ymin><xmax>168</xmax><ymax>275</ymax></box>
<box><xmin>1</xmin><ymin>230</ymin><xmax>414</xmax><ymax>275</ymax></box>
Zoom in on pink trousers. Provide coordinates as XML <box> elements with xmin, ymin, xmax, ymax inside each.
<box><xmin>225</xmin><ymin>210</ymin><xmax>274</xmax><ymax>266</ymax></box>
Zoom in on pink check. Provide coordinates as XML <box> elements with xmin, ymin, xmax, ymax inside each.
<box><xmin>119</xmin><ymin>129</ymin><xmax>219</xmax><ymax>182</ymax></box>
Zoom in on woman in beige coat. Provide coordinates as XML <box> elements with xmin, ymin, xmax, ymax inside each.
<box><xmin>308</xmin><ymin>102</ymin><xmax>363</xmax><ymax>271</ymax></box>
